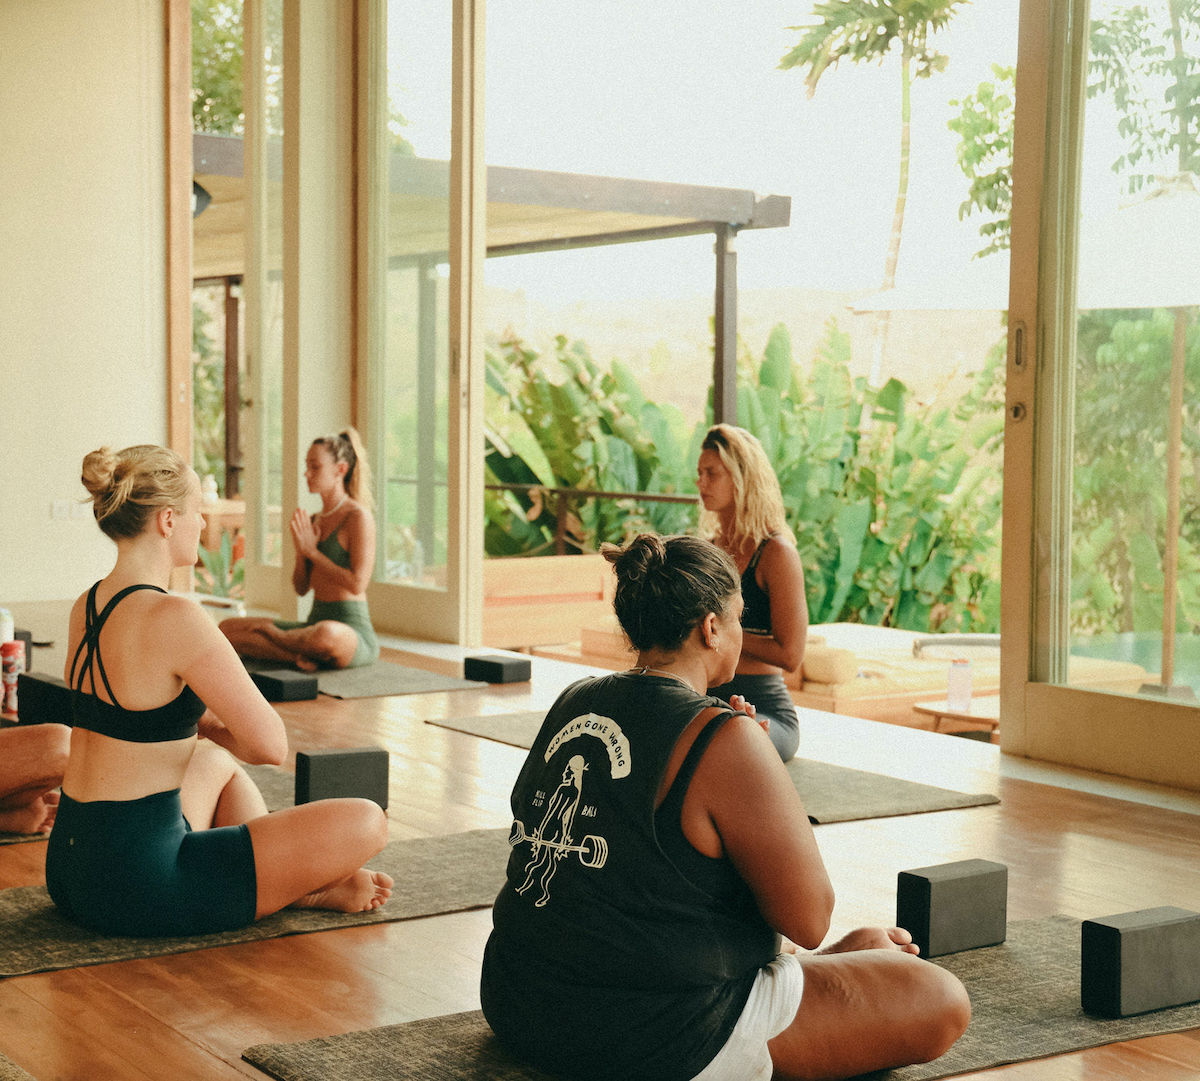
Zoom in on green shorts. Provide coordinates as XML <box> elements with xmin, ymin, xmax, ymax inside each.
<box><xmin>274</xmin><ymin>598</ymin><xmax>379</xmax><ymax>668</ymax></box>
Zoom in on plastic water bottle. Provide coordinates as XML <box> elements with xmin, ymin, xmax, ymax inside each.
<box><xmin>947</xmin><ymin>658</ymin><xmax>972</xmax><ymax>712</ymax></box>
<box><xmin>1</xmin><ymin>641</ymin><xmax>22</xmax><ymax>716</ymax></box>
<box><xmin>411</xmin><ymin>539</ymin><xmax>424</xmax><ymax>583</ymax></box>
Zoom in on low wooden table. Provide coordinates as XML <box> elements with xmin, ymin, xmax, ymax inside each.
<box><xmin>913</xmin><ymin>694</ymin><xmax>1001</xmax><ymax>739</ymax></box>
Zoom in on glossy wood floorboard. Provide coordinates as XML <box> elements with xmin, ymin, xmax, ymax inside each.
<box><xmin>4</xmin><ymin>649</ymin><xmax>1200</xmax><ymax>1080</ymax></box>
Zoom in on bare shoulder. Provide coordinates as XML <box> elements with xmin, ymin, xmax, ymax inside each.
<box><xmin>765</xmin><ymin>530</ymin><xmax>798</xmax><ymax>553</ymax></box>
<box><xmin>345</xmin><ymin>501</ymin><xmax>375</xmax><ymax>529</ymax></box>
<box><xmin>67</xmin><ymin>591</ymin><xmax>88</xmax><ymax>628</ymax></box>
<box><xmin>143</xmin><ymin>592</ymin><xmax>223</xmax><ymax>641</ymax></box>
<box><xmin>760</xmin><ymin>532</ymin><xmax>803</xmax><ymax>572</ymax></box>
<box><xmin>693</xmin><ymin>710</ymin><xmax>786</xmax><ymax>799</ymax></box>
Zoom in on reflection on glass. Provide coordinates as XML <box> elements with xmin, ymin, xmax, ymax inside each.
<box><xmin>1068</xmin><ymin>0</ymin><xmax>1200</xmax><ymax>701</ymax></box>
<box><xmin>380</xmin><ymin>2</ymin><xmax>450</xmax><ymax>585</ymax></box>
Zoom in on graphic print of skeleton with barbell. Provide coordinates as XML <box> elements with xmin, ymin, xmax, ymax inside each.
<box><xmin>512</xmin><ymin>753</ymin><xmax>609</xmax><ymax>908</ymax></box>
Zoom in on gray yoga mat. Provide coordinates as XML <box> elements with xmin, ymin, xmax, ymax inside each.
<box><xmin>0</xmin><ymin>828</ymin><xmax>508</xmax><ymax>978</ymax></box>
<box><xmin>317</xmin><ymin>662</ymin><xmax>485</xmax><ymax>699</ymax></box>
<box><xmin>0</xmin><ymin>1051</ymin><xmax>35</xmax><ymax>1081</ymax></box>
<box><xmin>243</xmin><ymin>657</ymin><xmax>485</xmax><ymax>699</ymax></box>
<box><xmin>0</xmin><ymin>828</ymin><xmax>49</xmax><ymax>847</ymax></box>
<box><xmin>242</xmin><ymin>917</ymin><xmax>1200</xmax><ymax>1081</ymax></box>
<box><xmin>426</xmin><ymin>712</ymin><xmax>999</xmax><ymax>824</ymax></box>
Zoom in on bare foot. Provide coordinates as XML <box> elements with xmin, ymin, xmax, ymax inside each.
<box><xmin>290</xmin><ymin>869</ymin><xmax>394</xmax><ymax>913</ymax></box>
<box><xmin>818</xmin><ymin>926</ymin><xmax>920</xmax><ymax>956</ymax></box>
<box><xmin>0</xmin><ymin>791</ymin><xmax>61</xmax><ymax>835</ymax></box>
<box><xmin>293</xmin><ymin>656</ymin><xmax>319</xmax><ymax>672</ymax></box>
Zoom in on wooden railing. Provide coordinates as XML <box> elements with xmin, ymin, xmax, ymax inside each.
<box><xmin>484</xmin><ymin>482</ymin><xmax>697</xmax><ymax>555</ymax></box>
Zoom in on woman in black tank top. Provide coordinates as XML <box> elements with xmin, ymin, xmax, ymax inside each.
<box><xmin>483</xmin><ymin>534</ymin><xmax>967</xmax><ymax>1081</ymax></box>
<box><xmin>696</xmin><ymin>424</ymin><xmax>808</xmax><ymax>760</ymax></box>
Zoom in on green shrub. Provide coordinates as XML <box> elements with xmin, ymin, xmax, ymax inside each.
<box><xmin>484</xmin><ymin>322</ymin><xmax>1005</xmax><ymax>633</ymax></box>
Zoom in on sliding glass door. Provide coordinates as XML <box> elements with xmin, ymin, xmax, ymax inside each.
<box><xmin>1005</xmin><ymin>0</ymin><xmax>1200</xmax><ymax>786</ymax></box>
<box><xmin>359</xmin><ymin>0</ymin><xmax>485</xmax><ymax>641</ymax></box>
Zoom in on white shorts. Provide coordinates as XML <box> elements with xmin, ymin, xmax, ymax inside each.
<box><xmin>691</xmin><ymin>952</ymin><xmax>805</xmax><ymax>1081</ymax></box>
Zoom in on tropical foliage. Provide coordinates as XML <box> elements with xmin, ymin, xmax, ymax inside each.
<box><xmin>485</xmin><ymin>324</ymin><xmax>1005</xmax><ymax>632</ymax></box>
<box><xmin>1072</xmin><ymin>309</ymin><xmax>1200</xmax><ymax>634</ymax></box>
<box><xmin>1089</xmin><ymin>0</ymin><xmax>1200</xmax><ymax>187</ymax></box>
<box><xmin>484</xmin><ymin>333</ymin><xmax>697</xmax><ymax>557</ymax></box>
<box><xmin>947</xmin><ymin>64</ymin><xmax>1014</xmax><ymax>256</ymax></box>
<box><xmin>192</xmin><ymin>293</ymin><xmax>227</xmax><ymax>492</ymax></box>
<box><xmin>192</xmin><ymin>0</ymin><xmax>245</xmax><ymax>134</ymax></box>
<box><xmin>196</xmin><ymin>529</ymin><xmax>245</xmax><ymax>599</ymax></box>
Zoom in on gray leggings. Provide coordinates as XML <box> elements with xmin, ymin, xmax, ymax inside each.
<box><xmin>708</xmin><ymin>672</ymin><xmax>800</xmax><ymax>761</ymax></box>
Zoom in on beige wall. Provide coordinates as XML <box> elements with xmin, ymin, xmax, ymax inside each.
<box><xmin>0</xmin><ymin>0</ymin><xmax>167</xmax><ymax>602</ymax></box>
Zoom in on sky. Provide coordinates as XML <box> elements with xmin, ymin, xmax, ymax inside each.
<box><xmin>388</xmin><ymin>1</ymin><xmax>1153</xmax><ymax>304</ymax></box>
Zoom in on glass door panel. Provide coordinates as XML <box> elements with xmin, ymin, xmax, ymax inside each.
<box><xmin>1005</xmin><ymin>0</ymin><xmax>1200</xmax><ymax>790</ymax></box>
<box><xmin>374</xmin><ymin>2</ymin><xmax>452</xmax><ymax>588</ymax></box>
<box><xmin>256</xmin><ymin>0</ymin><xmax>285</xmax><ymax>568</ymax></box>
<box><xmin>1064</xmin><ymin>0</ymin><xmax>1200</xmax><ymax>703</ymax></box>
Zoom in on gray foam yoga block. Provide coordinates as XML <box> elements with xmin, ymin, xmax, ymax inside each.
<box><xmin>15</xmin><ymin>671</ymin><xmax>73</xmax><ymax>726</ymax></box>
<box><xmin>295</xmin><ymin>747</ymin><xmax>390</xmax><ymax>810</ymax></box>
<box><xmin>463</xmin><ymin>654</ymin><xmax>531</xmax><ymax>683</ymax></box>
<box><xmin>250</xmin><ymin>668</ymin><xmax>318</xmax><ymax>702</ymax></box>
<box><xmin>897</xmin><ymin>858</ymin><xmax>1008</xmax><ymax>957</ymax></box>
<box><xmin>1082</xmin><ymin>905</ymin><xmax>1200</xmax><ymax>1017</ymax></box>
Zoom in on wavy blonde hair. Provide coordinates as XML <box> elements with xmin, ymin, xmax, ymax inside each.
<box><xmin>80</xmin><ymin>445</ymin><xmax>192</xmax><ymax>540</ymax></box>
<box><xmin>698</xmin><ymin>424</ymin><xmax>787</xmax><ymax>555</ymax></box>
<box><xmin>311</xmin><ymin>426</ymin><xmax>375</xmax><ymax>512</ymax></box>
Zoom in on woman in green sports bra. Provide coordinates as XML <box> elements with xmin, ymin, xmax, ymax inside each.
<box><xmin>220</xmin><ymin>427</ymin><xmax>380</xmax><ymax>671</ymax></box>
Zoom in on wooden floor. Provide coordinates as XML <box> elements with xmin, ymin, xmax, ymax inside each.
<box><xmin>5</xmin><ymin>643</ymin><xmax>1200</xmax><ymax>1080</ymax></box>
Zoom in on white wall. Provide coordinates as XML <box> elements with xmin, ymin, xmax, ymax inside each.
<box><xmin>0</xmin><ymin>0</ymin><xmax>166</xmax><ymax>602</ymax></box>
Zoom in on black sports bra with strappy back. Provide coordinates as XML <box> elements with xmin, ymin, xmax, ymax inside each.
<box><xmin>740</xmin><ymin>535</ymin><xmax>778</xmax><ymax>637</ymax></box>
<box><xmin>68</xmin><ymin>582</ymin><xmax>205</xmax><ymax>743</ymax></box>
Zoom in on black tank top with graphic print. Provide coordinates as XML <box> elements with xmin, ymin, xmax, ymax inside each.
<box><xmin>481</xmin><ymin>671</ymin><xmax>778</xmax><ymax>1081</ymax></box>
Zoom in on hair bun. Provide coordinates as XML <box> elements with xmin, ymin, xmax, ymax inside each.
<box><xmin>602</xmin><ymin>534</ymin><xmax>666</xmax><ymax>584</ymax></box>
<box><xmin>79</xmin><ymin>443</ymin><xmax>190</xmax><ymax>540</ymax></box>
<box><xmin>80</xmin><ymin>447</ymin><xmax>118</xmax><ymax>499</ymax></box>
<box><xmin>605</xmin><ymin>533</ymin><xmax>739</xmax><ymax>653</ymax></box>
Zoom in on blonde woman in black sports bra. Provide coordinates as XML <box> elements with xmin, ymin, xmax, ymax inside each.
<box><xmin>45</xmin><ymin>444</ymin><xmax>392</xmax><ymax>937</ymax></box>
<box><xmin>696</xmin><ymin>424</ymin><xmax>808</xmax><ymax>761</ymax></box>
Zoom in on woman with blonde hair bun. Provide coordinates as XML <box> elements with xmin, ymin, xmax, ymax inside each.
<box><xmin>220</xmin><ymin>427</ymin><xmax>379</xmax><ymax>671</ymax></box>
<box><xmin>696</xmin><ymin>424</ymin><xmax>807</xmax><ymax>761</ymax></box>
<box><xmin>45</xmin><ymin>444</ymin><xmax>392</xmax><ymax>937</ymax></box>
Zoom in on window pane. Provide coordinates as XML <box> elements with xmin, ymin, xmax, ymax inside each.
<box><xmin>258</xmin><ymin>0</ymin><xmax>284</xmax><ymax>566</ymax></box>
<box><xmin>1067</xmin><ymin>0</ymin><xmax>1200</xmax><ymax>700</ymax></box>
<box><xmin>379</xmin><ymin>2</ymin><xmax>451</xmax><ymax>585</ymax></box>
<box><xmin>482</xmin><ymin>0</ymin><xmax>1015</xmax><ymax>638</ymax></box>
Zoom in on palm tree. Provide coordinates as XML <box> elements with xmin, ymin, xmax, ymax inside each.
<box><xmin>780</xmin><ymin>0</ymin><xmax>968</xmax><ymax>383</ymax></box>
